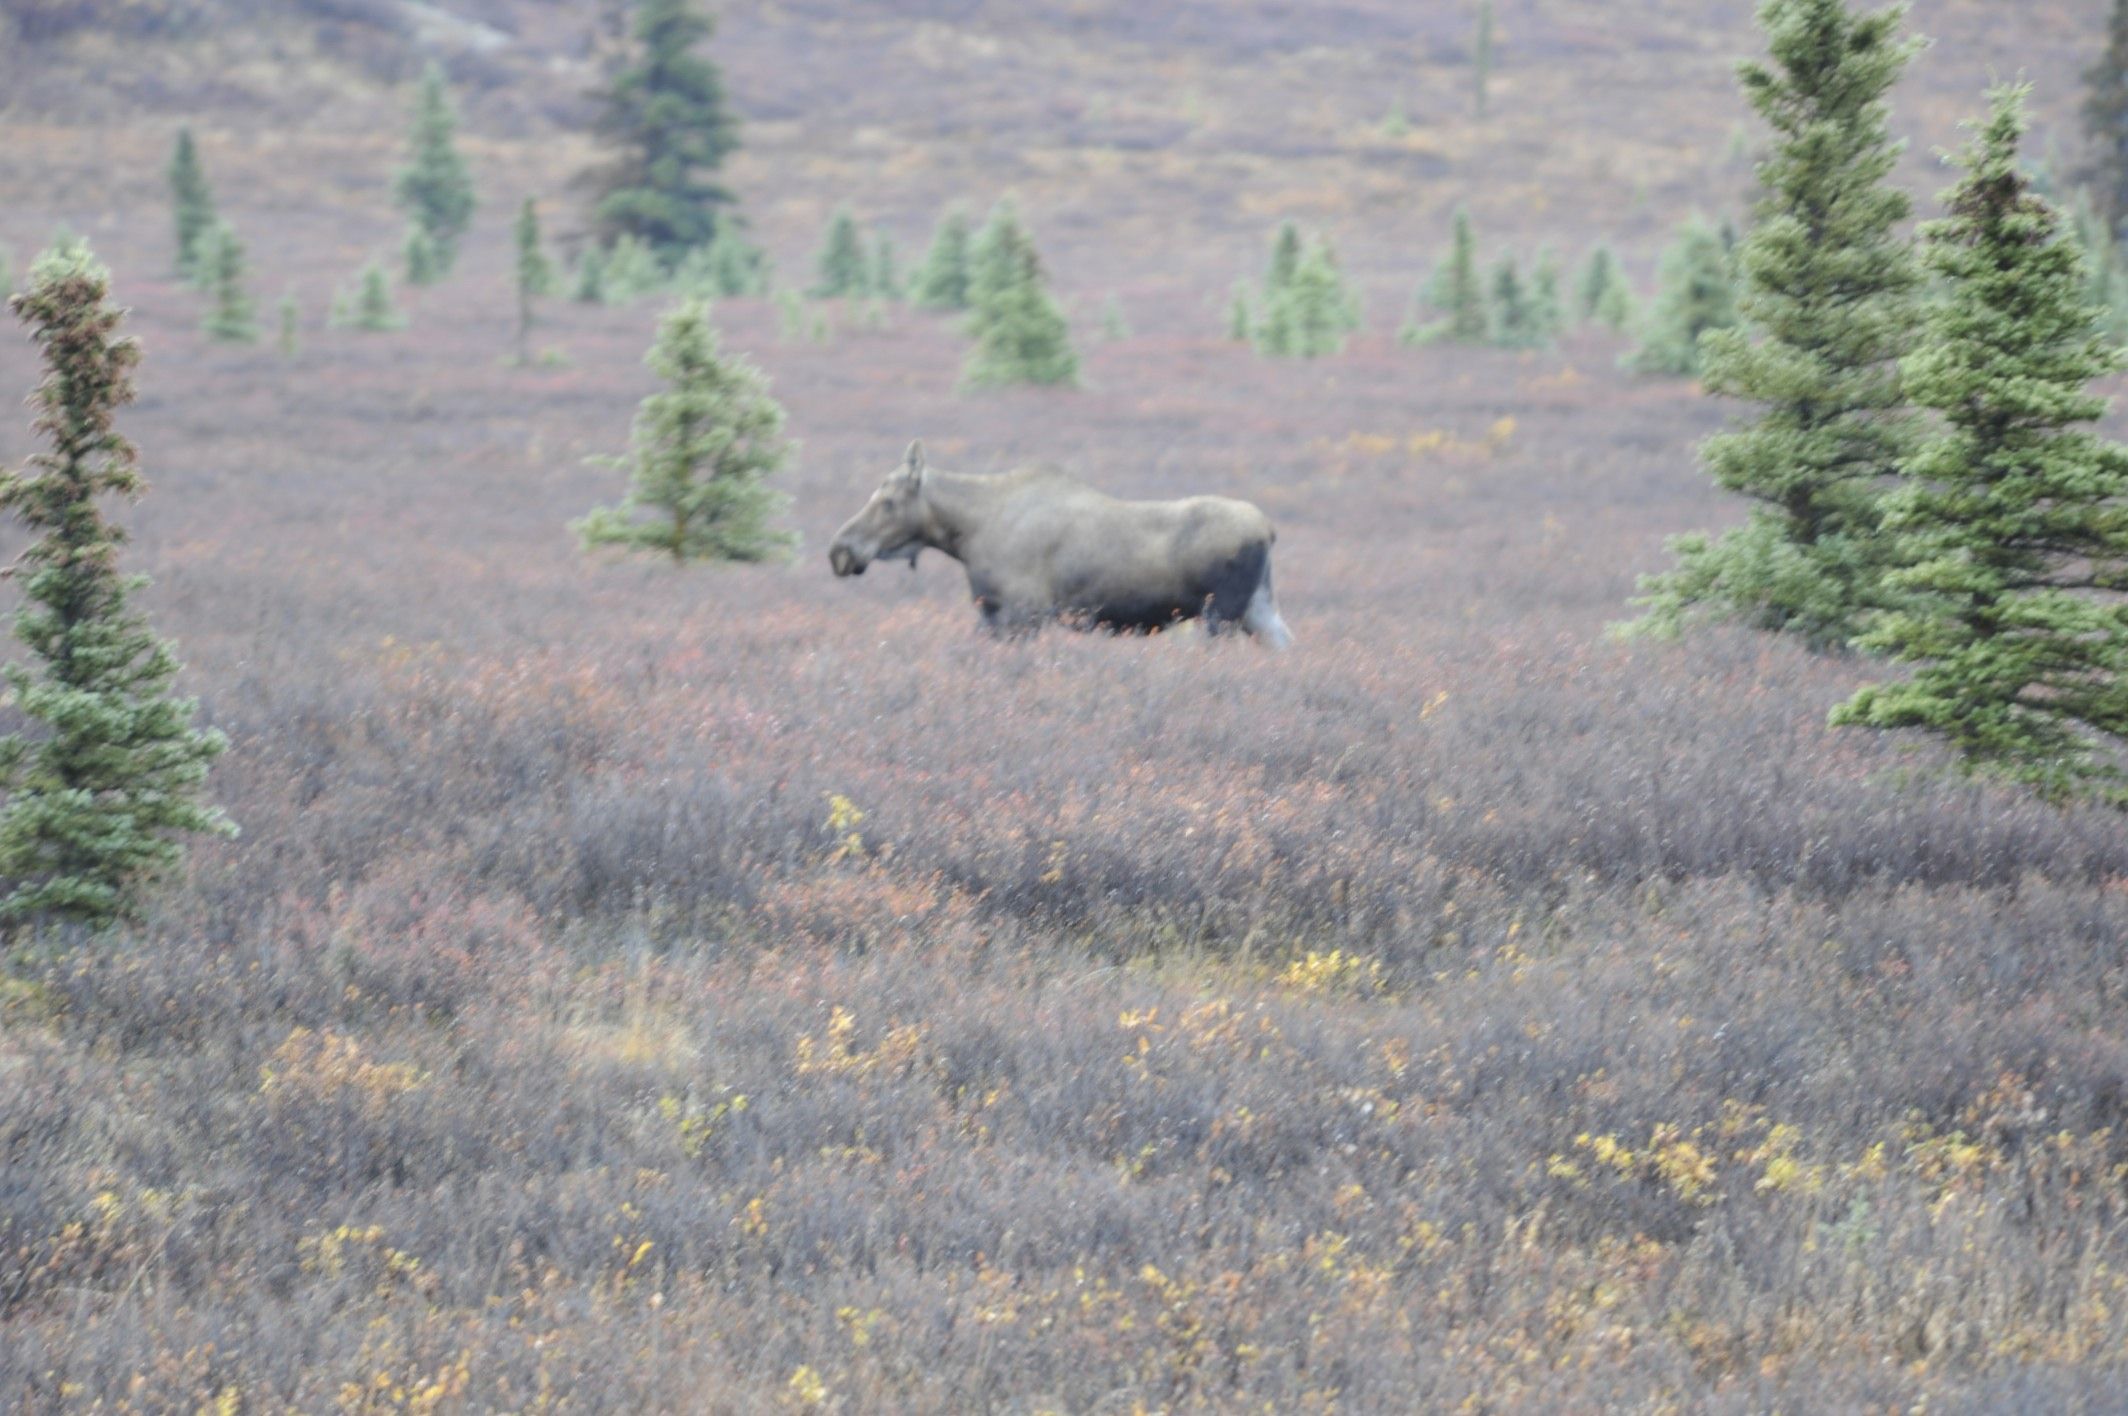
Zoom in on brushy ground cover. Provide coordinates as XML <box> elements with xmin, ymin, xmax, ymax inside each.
<box><xmin>3</xmin><ymin>2</ymin><xmax>2128</xmax><ymax>1409</ymax></box>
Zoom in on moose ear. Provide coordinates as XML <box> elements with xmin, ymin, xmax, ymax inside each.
<box><xmin>904</xmin><ymin>440</ymin><xmax>926</xmax><ymax>481</ymax></box>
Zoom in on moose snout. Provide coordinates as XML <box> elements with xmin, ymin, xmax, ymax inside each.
<box><xmin>829</xmin><ymin>542</ymin><xmax>865</xmax><ymax>577</ymax></box>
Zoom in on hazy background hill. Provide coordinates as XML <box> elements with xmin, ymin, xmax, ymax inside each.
<box><xmin>0</xmin><ymin>0</ymin><xmax>2106</xmax><ymax>304</ymax></box>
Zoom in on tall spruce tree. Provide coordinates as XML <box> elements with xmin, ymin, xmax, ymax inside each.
<box><xmin>911</xmin><ymin>206</ymin><xmax>974</xmax><ymax>310</ymax></box>
<box><xmin>812</xmin><ymin>207</ymin><xmax>870</xmax><ymax>298</ymax></box>
<box><xmin>198</xmin><ymin>223</ymin><xmax>256</xmax><ymax>344</ymax></box>
<box><xmin>963</xmin><ymin>205</ymin><xmax>1078</xmax><ymax>388</ymax></box>
<box><xmin>575</xmin><ymin>299</ymin><xmax>795</xmax><ymax>562</ymax></box>
<box><xmin>168</xmin><ymin>128</ymin><xmax>217</xmax><ymax>285</ymax></box>
<box><xmin>2085</xmin><ymin>0</ymin><xmax>2128</xmax><ymax>241</ymax></box>
<box><xmin>0</xmin><ymin>245</ymin><xmax>231</xmax><ymax>928</ymax></box>
<box><xmin>1834</xmin><ymin>88</ymin><xmax>2128</xmax><ymax>802</ymax></box>
<box><xmin>587</xmin><ymin>0</ymin><xmax>740</xmax><ymax>259</ymax></box>
<box><xmin>394</xmin><ymin>64</ymin><xmax>477</xmax><ymax>278</ymax></box>
<box><xmin>513</xmin><ymin>198</ymin><xmax>556</xmax><ymax>365</ymax></box>
<box><xmin>1628</xmin><ymin>0</ymin><xmax>1920</xmax><ymax>648</ymax></box>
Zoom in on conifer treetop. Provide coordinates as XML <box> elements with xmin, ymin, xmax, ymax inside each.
<box><xmin>7</xmin><ymin>246</ymin><xmax>143</xmax><ymax>526</ymax></box>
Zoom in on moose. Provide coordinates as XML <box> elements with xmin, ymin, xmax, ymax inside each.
<box><xmin>829</xmin><ymin>442</ymin><xmax>1293</xmax><ymax>649</ymax></box>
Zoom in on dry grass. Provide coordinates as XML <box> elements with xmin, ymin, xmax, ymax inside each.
<box><xmin>4</xmin><ymin>1</ymin><xmax>2128</xmax><ymax>1410</ymax></box>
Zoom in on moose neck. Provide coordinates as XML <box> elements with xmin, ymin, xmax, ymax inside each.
<box><xmin>914</xmin><ymin>470</ymin><xmax>1003</xmax><ymax>563</ymax></box>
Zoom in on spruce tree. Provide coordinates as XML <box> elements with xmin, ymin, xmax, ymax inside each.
<box><xmin>168</xmin><ymin>128</ymin><xmax>217</xmax><ymax>285</ymax></box>
<box><xmin>575</xmin><ymin>299</ymin><xmax>795</xmax><ymax>563</ymax></box>
<box><xmin>1404</xmin><ymin>208</ymin><xmax>1487</xmax><ymax>345</ymax></box>
<box><xmin>0</xmin><ymin>245</ymin><xmax>231</xmax><ymax>928</ymax></box>
<box><xmin>1488</xmin><ymin>255</ymin><xmax>1543</xmax><ymax>348</ymax></box>
<box><xmin>967</xmin><ymin>199</ymin><xmax>1029</xmax><ymax>313</ymax></box>
<box><xmin>403</xmin><ymin>225</ymin><xmax>442</xmax><ymax>287</ymax></box>
<box><xmin>1834</xmin><ymin>87</ymin><xmax>2128</xmax><ymax>802</ymax></box>
<box><xmin>1227</xmin><ymin>283</ymin><xmax>1252</xmax><ymax>342</ymax></box>
<box><xmin>1578</xmin><ymin>245</ymin><xmax>1625</xmax><ymax>325</ymax></box>
<box><xmin>338</xmin><ymin>263</ymin><xmax>405</xmax><ymax>332</ymax></box>
<box><xmin>911</xmin><ymin>207</ymin><xmax>974</xmax><ymax>310</ymax></box>
<box><xmin>775</xmin><ymin>287</ymin><xmax>806</xmax><ymax>342</ymax></box>
<box><xmin>811</xmin><ymin>207</ymin><xmax>870</xmax><ymax>298</ymax></box>
<box><xmin>198</xmin><ymin>223</ymin><xmax>256</xmax><ymax>344</ymax></box>
<box><xmin>573</xmin><ymin>246</ymin><xmax>609</xmax><ymax>304</ymax></box>
<box><xmin>1530</xmin><ymin>247</ymin><xmax>1564</xmax><ymax>342</ymax></box>
<box><xmin>963</xmin><ymin>206</ymin><xmax>1078</xmax><ymax>388</ymax></box>
<box><xmin>1628</xmin><ymin>0</ymin><xmax>1920</xmax><ymax>648</ymax></box>
<box><xmin>394</xmin><ymin>64</ymin><xmax>476</xmax><ymax>277</ymax></box>
<box><xmin>588</xmin><ymin>0</ymin><xmax>740</xmax><ymax>259</ymax></box>
<box><xmin>870</xmin><ymin>231</ymin><xmax>902</xmax><ymax>302</ymax></box>
<box><xmin>1259</xmin><ymin>237</ymin><xmax>1357</xmax><ymax>358</ymax></box>
<box><xmin>601</xmin><ymin>235</ymin><xmax>667</xmax><ymax>303</ymax></box>
<box><xmin>705</xmin><ymin>223</ymin><xmax>771</xmax><ymax>296</ymax></box>
<box><xmin>1622</xmin><ymin>214</ymin><xmax>1738</xmax><ymax>377</ymax></box>
<box><xmin>514</xmin><ymin>198</ymin><xmax>556</xmax><ymax>366</ymax></box>
<box><xmin>2084</xmin><ymin>0</ymin><xmax>2128</xmax><ymax>241</ymax></box>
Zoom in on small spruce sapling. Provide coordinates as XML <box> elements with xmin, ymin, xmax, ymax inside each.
<box><xmin>870</xmin><ymin>232</ymin><xmax>902</xmax><ymax>302</ymax></box>
<box><xmin>812</xmin><ymin>207</ymin><xmax>870</xmax><ymax>299</ymax></box>
<box><xmin>276</xmin><ymin>293</ymin><xmax>300</xmax><ymax>357</ymax></box>
<box><xmin>338</xmin><ymin>262</ymin><xmax>405</xmax><ymax>332</ymax></box>
<box><xmin>1624</xmin><ymin>215</ymin><xmax>1738</xmax><ymax>376</ymax></box>
<box><xmin>911</xmin><ymin>206</ymin><xmax>974</xmax><ymax>310</ymax></box>
<box><xmin>199</xmin><ymin>223</ymin><xmax>257</xmax><ymax>344</ymax></box>
<box><xmin>573</xmin><ymin>247</ymin><xmax>609</xmax><ymax>305</ymax></box>
<box><xmin>601</xmin><ymin>235</ymin><xmax>667</xmax><ymax>304</ymax></box>
<box><xmin>168</xmin><ymin>128</ymin><xmax>217</xmax><ymax>284</ymax></box>
<box><xmin>513</xmin><ymin>198</ymin><xmax>556</xmax><ymax>366</ymax></box>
